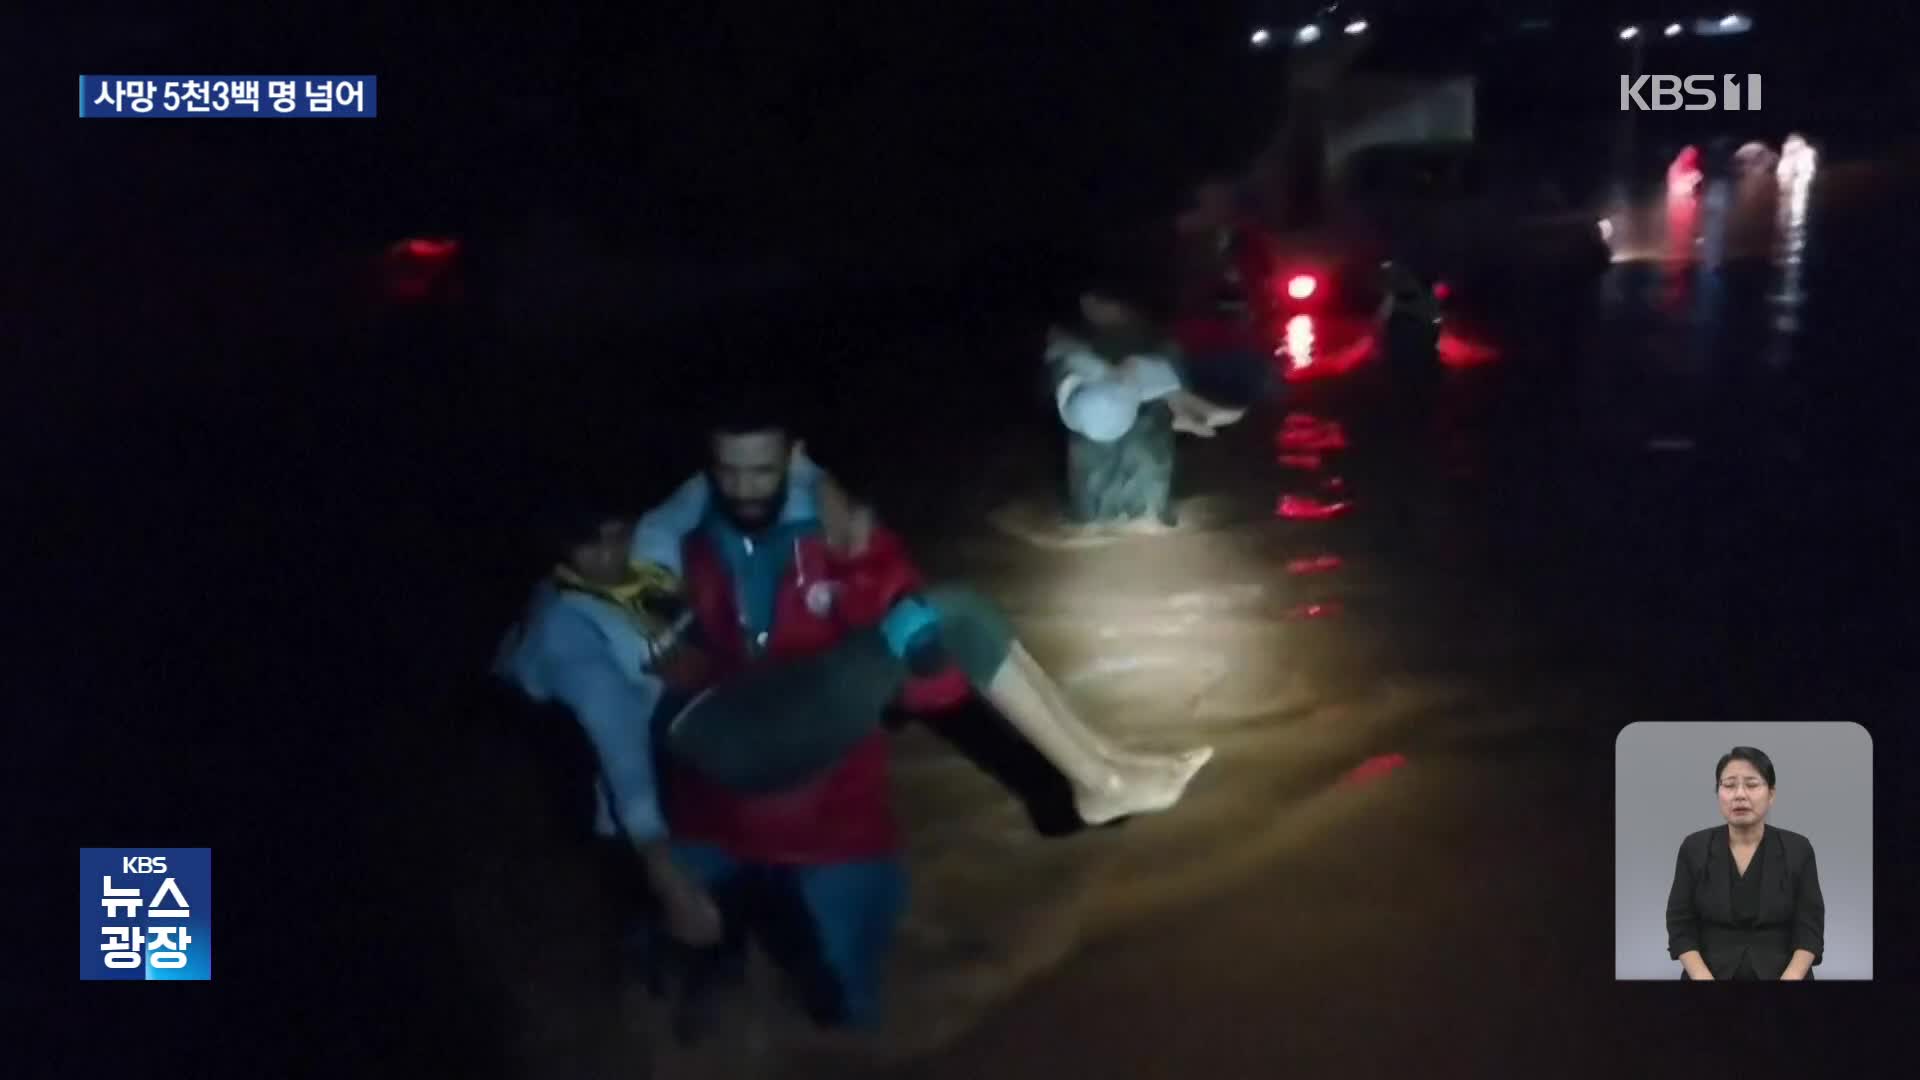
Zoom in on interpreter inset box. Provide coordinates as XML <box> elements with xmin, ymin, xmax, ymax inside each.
<box><xmin>1614</xmin><ymin>722</ymin><xmax>1871</xmax><ymax>980</ymax></box>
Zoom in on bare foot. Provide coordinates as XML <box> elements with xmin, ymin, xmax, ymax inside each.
<box><xmin>1104</xmin><ymin>744</ymin><xmax>1213</xmax><ymax>774</ymax></box>
<box><xmin>1073</xmin><ymin>751</ymin><xmax>1214</xmax><ymax>825</ymax></box>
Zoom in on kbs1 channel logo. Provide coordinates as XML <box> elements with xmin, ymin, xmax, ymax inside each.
<box><xmin>80</xmin><ymin>849</ymin><xmax>212</xmax><ymax>981</ymax></box>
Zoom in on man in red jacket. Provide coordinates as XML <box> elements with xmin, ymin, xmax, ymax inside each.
<box><xmin>651</xmin><ymin>406</ymin><xmax>1210</xmax><ymax>1032</ymax></box>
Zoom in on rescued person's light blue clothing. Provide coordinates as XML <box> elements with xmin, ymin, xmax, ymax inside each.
<box><xmin>1046</xmin><ymin>329</ymin><xmax>1186</xmax><ymax>444</ymax></box>
<box><xmin>630</xmin><ymin>452</ymin><xmax>825</xmax><ymax>574</ymax></box>
<box><xmin>496</xmin><ymin>453</ymin><xmax>828</xmax><ymax>842</ymax></box>
<box><xmin>494</xmin><ymin>582</ymin><xmax>675</xmax><ymax>841</ymax></box>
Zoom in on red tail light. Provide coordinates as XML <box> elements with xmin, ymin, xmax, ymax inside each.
<box><xmin>1432</xmin><ymin>280</ymin><xmax>1451</xmax><ymax>300</ymax></box>
<box><xmin>1286</xmin><ymin>274</ymin><xmax>1318</xmax><ymax>300</ymax></box>
<box><xmin>394</xmin><ymin>237</ymin><xmax>459</xmax><ymax>259</ymax></box>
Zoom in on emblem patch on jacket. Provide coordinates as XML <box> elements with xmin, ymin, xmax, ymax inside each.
<box><xmin>804</xmin><ymin>580</ymin><xmax>839</xmax><ymax>617</ymax></box>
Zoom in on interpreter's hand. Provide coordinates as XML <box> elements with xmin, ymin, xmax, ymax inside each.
<box><xmin>662</xmin><ymin>886</ymin><xmax>724</xmax><ymax>948</ymax></box>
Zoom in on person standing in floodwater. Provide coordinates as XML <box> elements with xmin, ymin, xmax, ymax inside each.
<box><xmin>1666</xmin><ymin>146</ymin><xmax>1705</xmax><ymax>264</ymax></box>
<box><xmin>1045</xmin><ymin>279</ymin><xmax>1247</xmax><ymax>528</ymax></box>
<box><xmin>1366</xmin><ymin>259</ymin><xmax>1446</xmax><ymax>540</ymax></box>
<box><xmin>1171</xmin><ymin>179</ymin><xmax>1281</xmax><ymax>411</ymax></box>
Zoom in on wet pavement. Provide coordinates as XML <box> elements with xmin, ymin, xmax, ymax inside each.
<box><xmin>640</xmin><ymin>160</ymin><xmax>1914</xmax><ymax>1077</ymax></box>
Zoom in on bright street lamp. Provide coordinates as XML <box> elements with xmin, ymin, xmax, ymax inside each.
<box><xmin>1295</xmin><ymin>24</ymin><xmax>1322</xmax><ymax>45</ymax></box>
<box><xmin>1344</xmin><ymin>20</ymin><xmax>1369</xmax><ymax>35</ymax></box>
<box><xmin>1694</xmin><ymin>13</ymin><xmax>1752</xmax><ymax>35</ymax></box>
<box><xmin>1619</xmin><ymin>25</ymin><xmax>1640</xmax><ymax>40</ymax></box>
<box><xmin>1251</xmin><ymin>28</ymin><xmax>1272</xmax><ymax>47</ymax></box>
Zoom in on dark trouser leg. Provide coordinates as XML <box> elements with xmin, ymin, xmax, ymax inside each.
<box><xmin>666</xmin><ymin>630</ymin><xmax>905</xmax><ymax>793</ymax></box>
<box><xmin>920</xmin><ymin>584</ymin><xmax>1017</xmax><ymax>687</ymax></box>
<box><xmin>754</xmin><ymin>859</ymin><xmax>910</xmax><ymax>1028</ymax></box>
<box><xmin>663</xmin><ymin>844</ymin><xmax>754</xmax><ymax>1046</ymax></box>
<box><xmin>665</xmin><ymin>588</ymin><xmax>1017</xmax><ymax>793</ymax></box>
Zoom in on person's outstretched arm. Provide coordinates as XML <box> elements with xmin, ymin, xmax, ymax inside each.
<box><xmin>1666</xmin><ymin>841</ymin><xmax>1713</xmax><ymax>979</ymax></box>
<box><xmin>539</xmin><ymin>611</ymin><xmax>719</xmax><ymax>946</ymax></box>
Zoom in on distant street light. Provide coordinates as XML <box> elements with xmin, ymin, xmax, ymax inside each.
<box><xmin>1295</xmin><ymin>24</ymin><xmax>1322</xmax><ymax>45</ymax></box>
<box><xmin>1619</xmin><ymin>25</ymin><xmax>1640</xmax><ymax>40</ymax></box>
<box><xmin>1665</xmin><ymin>23</ymin><xmax>1684</xmax><ymax>37</ymax></box>
<box><xmin>1694</xmin><ymin>13</ymin><xmax>1752</xmax><ymax>35</ymax></box>
<box><xmin>1251</xmin><ymin>28</ymin><xmax>1272</xmax><ymax>47</ymax></box>
<box><xmin>1344</xmin><ymin>20</ymin><xmax>1369</xmax><ymax>35</ymax></box>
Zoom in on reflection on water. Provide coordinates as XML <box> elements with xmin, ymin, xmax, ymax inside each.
<box><xmin>1262</xmin><ymin>147</ymin><xmax>1832</xmax><ymax>651</ymax></box>
<box><xmin>1282</xmin><ymin>313</ymin><xmax>1313</xmax><ymax>372</ymax></box>
<box><xmin>1277</xmin><ymin>313</ymin><xmax>1375</xmax><ymax>381</ymax></box>
<box><xmin>1665</xmin><ymin>182</ymin><xmax>1700</xmax><ymax>266</ymax></box>
<box><xmin>1773</xmin><ymin>153</ymin><xmax>1814</xmax><ymax>334</ymax></box>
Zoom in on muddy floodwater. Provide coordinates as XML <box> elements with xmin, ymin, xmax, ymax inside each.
<box><xmin>633</xmin><ymin>162</ymin><xmax>1911</xmax><ymax>1078</ymax></box>
<box><xmin>32</xmin><ymin>158</ymin><xmax>1912</xmax><ymax>1080</ymax></box>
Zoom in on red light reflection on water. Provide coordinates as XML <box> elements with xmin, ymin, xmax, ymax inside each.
<box><xmin>1341</xmin><ymin>753</ymin><xmax>1408</xmax><ymax>787</ymax></box>
<box><xmin>1287</xmin><ymin>554</ymin><xmax>1344</xmax><ymax>575</ymax></box>
<box><xmin>1437</xmin><ymin>330</ymin><xmax>1499</xmax><ymax>368</ymax></box>
<box><xmin>1276</xmin><ymin>424</ymin><xmax>1349</xmax><ymax>453</ymax></box>
<box><xmin>1285</xmin><ymin>601</ymin><xmax>1343</xmax><ymax>620</ymax></box>
<box><xmin>1277</xmin><ymin>494</ymin><xmax>1352</xmax><ymax>520</ymax></box>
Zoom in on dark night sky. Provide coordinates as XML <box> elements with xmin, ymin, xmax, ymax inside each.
<box><xmin>33</xmin><ymin>3</ymin><xmax>1917</xmax><ymax>273</ymax></box>
<box><xmin>41</xmin><ymin>7</ymin><xmax>1286</xmax><ymax>266</ymax></box>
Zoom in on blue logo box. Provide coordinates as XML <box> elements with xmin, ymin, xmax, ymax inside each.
<box><xmin>79</xmin><ymin>76</ymin><xmax>378</xmax><ymax>118</ymax></box>
<box><xmin>80</xmin><ymin>848</ymin><xmax>212</xmax><ymax>981</ymax></box>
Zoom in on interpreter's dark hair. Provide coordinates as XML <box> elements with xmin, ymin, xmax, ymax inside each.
<box><xmin>1716</xmin><ymin>746</ymin><xmax>1777</xmax><ymax>788</ymax></box>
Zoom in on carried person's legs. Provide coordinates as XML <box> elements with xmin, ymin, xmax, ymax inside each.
<box><xmin>666</xmin><ymin>629</ymin><xmax>907</xmax><ymax>793</ymax></box>
<box><xmin>666</xmin><ymin>586</ymin><xmax>1212</xmax><ymax>822</ymax></box>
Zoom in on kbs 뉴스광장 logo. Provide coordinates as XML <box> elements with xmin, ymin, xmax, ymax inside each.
<box><xmin>80</xmin><ymin>848</ymin><xmax>212</xmax><ymax>980</ymax></box>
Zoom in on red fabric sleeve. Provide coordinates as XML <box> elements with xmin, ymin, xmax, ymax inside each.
<box><xmin>828</xmin><ymin>526</ymin><xmax>975</xmax><ymax>713</ymax></box>
<box><xmin>826</xmin><ymin>526</ymin><xmax>923</xmax><ymax>629</ymax></box>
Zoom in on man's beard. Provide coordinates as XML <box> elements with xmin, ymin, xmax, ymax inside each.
<box><xmin>714</xmin><ymin>478</ymin><xmax>789</xmax><ymax>534</ymax></box>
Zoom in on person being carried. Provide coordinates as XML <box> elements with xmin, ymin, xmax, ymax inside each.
<box><xmin>640</xmin><ymin>405</ymin><xmax>1212</xmax><ymax>1030</ymax></box>
<box><xmin>488</xmin><ymin>450</ymin><xmax>876</xmax><ymax>957</ymax></box>
<box><xmin>492</xmin><ymin>500</ymin><xmax>727</xmax><ymax>952</ymax></box>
